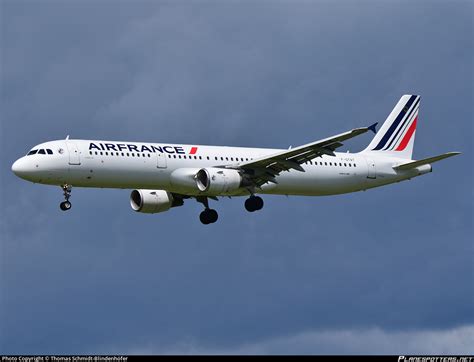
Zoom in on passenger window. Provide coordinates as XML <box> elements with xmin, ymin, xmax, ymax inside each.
<box><xmin>207</xmin><ymin>156</ymin><xmax>209</xmax><ymax>160</ymax></box>
<box><xmin>221</xmin><ymin>157</ymin><xmax>223</xmax><ymax>161</ymax></box>
<box><xmin>183</xmin><ymin>155</ymin><xmax>187</xmax><ymax>159</ymax></box>
<box><xmin>137</xmin><ymin>153</ymin><xmax>140</xmax><ymax>157</ymax></box>
<box><xmin>148</xmin><ymin>154</ymin><xmax>151</xmax><ymax>158</ymax></box>
<box><xmin>215</xmin><ymin>157</ymin><xmax>218</xmax><ymax>160</ymax></box>
<box><xmin>126</xmin><ymin>153</ymin><xmax>129</xmax><ymax>156</ymax></box>
<box><xmin>199</xmin><ymin>156</ymin><xmax>202</xmax><ymax>160</ymax></box>
<box><xmin>95</xmin><ymin>152</ymin><xmax>98</xmax><ymax>155</ymax></box>
<box><xmin>38</xmin><ymin>149</ymin><xmax>46</xmax><ymax>154</ymax></box>
<box><xmin>121</xmin><ymin>153</ymin><xmax>124</xmax><ymax>156</ymax></box>
<box><xmin>178</xmin><ymin>155</ymin><xmax>181</xmax><ymax>159</ymax></box>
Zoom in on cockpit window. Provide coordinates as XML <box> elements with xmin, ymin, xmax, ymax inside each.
<box><xmin>38</xmin><ymin>149</ymin><xmax>46</xmax><ymax>154</ymax></box>
<box><xmin>46</xmin><ymin>149</ymin><xmax>53</xmax><ymax>155</ymax></box>
<box><xmin>27</xmin><ymin>150</ymin><xmax>38</xmax><ymax>155</ymax></box>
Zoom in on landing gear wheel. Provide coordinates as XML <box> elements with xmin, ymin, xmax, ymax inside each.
<box><xmin>199</xmin><ymin>208</ymin><xmax>219</xmax><ymax>224</ymax></box>
<box><xmin>254</xmin><ymin>196</ymin><xmax>264</xmax><ymax>210</ymax></box>
<box><xmin>60</xmin><ymin>201</ymin><xmax>72</xmax><ymax>211</ymax></box>
<box><xmin>208</xmin><ymin>209</ymin><xmax>218</xmax><ymax>223</ymax></box>
<box><xmin>200</xmin><ymin>210</ymin><xmax>210</xmax><ymax>225</ymax></box>
<box><xmin>245</xmin><ymin>196</ymin><xmax>264</xmax><ymax>212</ymax></box>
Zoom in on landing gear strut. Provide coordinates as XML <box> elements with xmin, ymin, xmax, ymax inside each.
<box><xmin>245</xmin><ymin>195</ymin><xmax>264</xmax><ymax>212</ymax></box>
<box><xmin>60</xmin><ymin>184</ymin><xmax>72</xmax><ymax>211</ymax></box>
<box><xmin>197</xmin><ymin>196</ymin><xmax>218</xmax><ymax>225</ymax></box>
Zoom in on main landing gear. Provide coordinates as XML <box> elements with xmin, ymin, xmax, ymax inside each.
<box><xmin>244</xmin><ymin>195</ymin><xmax>264</xmax><ymax>212</ymax></box>
<box><xmin>60</xmin><ymin>184</ymin><xmax>72</xmax><ymax>211</ymax></box>
<box><xmin>200</xmin><ymin>208</ymin><xmax>218</xmax><ymax>225</ymax></box>
<box><xmin>196</xmin><ymin>195</ymin><xmax>264</xmax><ymax>224</ymax></box>
<box><xmin>197</xmin><ymin>196</ymin><xmax>218</xmax><ymax>225</ymax></box>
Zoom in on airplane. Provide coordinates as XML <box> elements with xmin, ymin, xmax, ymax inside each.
<box><xmin>11</xmin><ymin>95</ymin><xmax>460</xmax><ymax>224</ymax></box>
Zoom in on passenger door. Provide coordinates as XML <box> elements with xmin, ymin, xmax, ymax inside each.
<box><xmin>66</xmin><ymin>141</ymin><xmax>81</xmax><ymax>165</ymax></box>
<box><xmin>366</xmin><ymin>158</ymin><xmax>376</xmax><ymax>179</ymax></box>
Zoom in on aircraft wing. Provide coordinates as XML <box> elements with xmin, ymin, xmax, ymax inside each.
<box><xmin>230</xmin><ymin>125</ymin><xmax>373</xmax><ymax>188</ymax></box>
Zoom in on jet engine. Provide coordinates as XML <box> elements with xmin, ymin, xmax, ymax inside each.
<box><xmin>130</xmin><ymin>189</ymin><xmax>180</xmax><ymax>214</ymax></box>
<box><xmin>195</xmin><ymin>168</ymin><xmax>243</xmax><ymax>194</ymax></box>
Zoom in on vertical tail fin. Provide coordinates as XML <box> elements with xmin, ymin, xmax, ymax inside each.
<box><xmin>363</xmin><ymin>95</ymin><xmax>420</xmax><ymax>159</ymax></box>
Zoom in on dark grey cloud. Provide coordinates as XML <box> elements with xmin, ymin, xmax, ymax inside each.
<box><xmin>128</xmin><ymin>326</ymin><xmax>474</xmax><ymax>354</ymax></box>
<box><xmin>1</xmin><ymin>0</ymin><xmax>472</xmax><ymax>354</ymax></box>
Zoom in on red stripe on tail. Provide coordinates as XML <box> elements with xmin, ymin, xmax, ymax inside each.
<box><xmin>396</xmin><ymin>117</ymin><xmax>417</xmax><ymax>151</ymax></box>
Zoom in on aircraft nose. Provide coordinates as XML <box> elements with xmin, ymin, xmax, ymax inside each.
<box><xmin>11</xmin><ymin>157</ymin><xmax>29</xmax><ymax>178</ymax></box>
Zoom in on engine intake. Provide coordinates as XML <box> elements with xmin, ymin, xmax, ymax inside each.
<box><xmin>130</xmin><ymin>189</ymin><xmax>178</xmax><ymax>214</ymax></box>
<box><xmin>196</xmin><ymin>168</ymin><xmax>243</xmax><ymax>194</ymax></box>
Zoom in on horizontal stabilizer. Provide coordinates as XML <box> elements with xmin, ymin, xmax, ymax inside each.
<box><xmin>393</xmin><ymin>152</ymin><xmax>461</xmax><ymax>170</ymax></box>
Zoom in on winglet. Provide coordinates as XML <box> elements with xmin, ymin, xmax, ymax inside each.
<box><xmin>368</xmin><ymin>122</ymin><xmax>378</xmax><ymax>134</ymax></box>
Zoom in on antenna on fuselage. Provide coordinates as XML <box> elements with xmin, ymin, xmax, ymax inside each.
<box><xmin>65</xmin><ymin>135</ymin><xmax>70</xmax><ymax>140</ymax></box>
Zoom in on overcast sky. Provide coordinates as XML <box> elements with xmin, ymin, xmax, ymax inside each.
<box><xmin>1</xmin><ymin>0</ymin><xmax>473</xmax><ymax>355</ymax></box>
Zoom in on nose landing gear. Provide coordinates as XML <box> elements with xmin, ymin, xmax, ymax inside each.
<box><xmin>60</xmin><ymin>184</ymin><xmax>72</xmax><ymax>211</ymax></box>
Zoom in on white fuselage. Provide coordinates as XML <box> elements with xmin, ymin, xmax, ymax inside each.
<box><xmin>12</xmin><ymin>139</ymin><xmax>426</xmax><ymax>197</ymax></box>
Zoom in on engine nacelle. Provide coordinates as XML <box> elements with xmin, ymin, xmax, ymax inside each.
<box><xmin>196</xmin><ymin>168</ymin><xmax>243</xmax><ymax>194</ymax></box>
<box><xmin>130</xmin><ymin>189</ymin><xmax>176</xmax><ymax>214</ymax></box>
